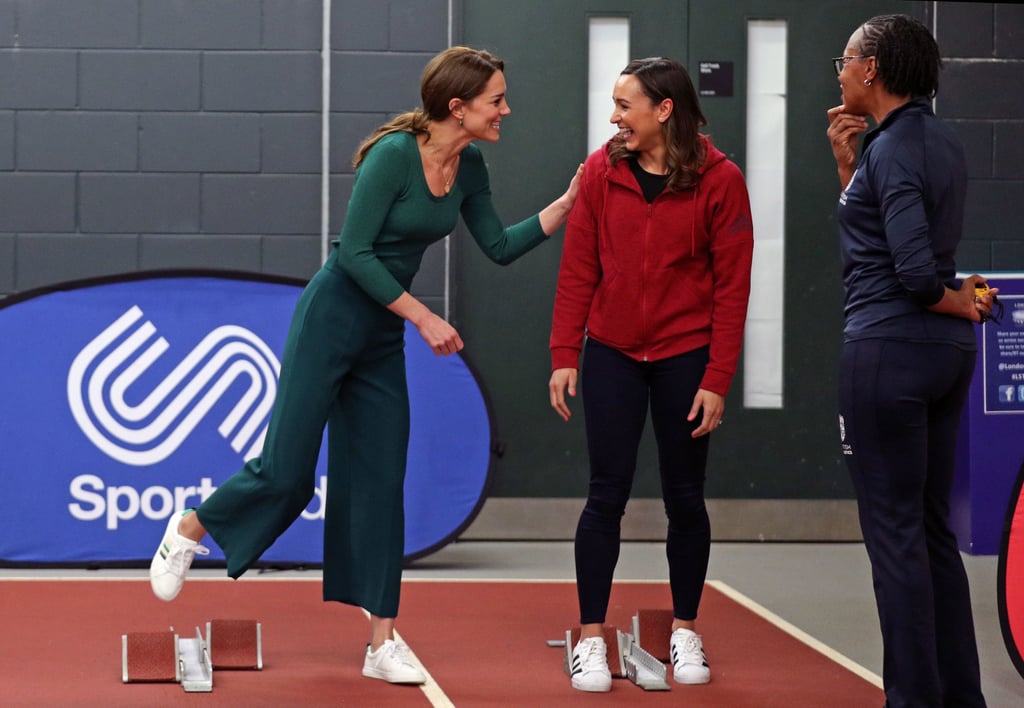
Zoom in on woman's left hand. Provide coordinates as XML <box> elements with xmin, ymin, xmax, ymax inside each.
<box><xmin>688</xmin><ymin>388</ymin><xmax>725</xmax><ymax>438</ymax></box>
<box><xmin>563</xmin><ymin>162</ymin><xmax>584</xmax><ymax>206</ymax></box>
<box><xmin>539</xmin><ymin>163</ymin><xmax>584</xmax><ymax>235</ymax></box>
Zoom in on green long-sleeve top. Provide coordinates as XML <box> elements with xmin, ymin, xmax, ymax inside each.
<box><xmin>328</xmin><ymin>130</ymin><xmax>547</xmax><ymax>306</ymax></box>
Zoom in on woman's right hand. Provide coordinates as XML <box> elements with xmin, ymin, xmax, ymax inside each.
<box><xmin>826</xmin><ymin>104</ymin><xmax>868</xmax><ymax>188</ymax></box>
<box><xmin>549</xmin><ymin>368</ymin><xmax>578</xmax><ymax>422</ymax></box>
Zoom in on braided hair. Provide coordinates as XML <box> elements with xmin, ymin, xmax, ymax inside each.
<box><xmin>858</xmin><ymin>14</ymin><xmax>942</xmax><ymax>98</ymax></box>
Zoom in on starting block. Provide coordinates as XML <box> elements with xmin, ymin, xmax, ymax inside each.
<box><xmin>122</xmin><ymin>619</ymin><xmax>261</xmax><ymax>694</ymax></box>
<box><xmin>207</xmin><ymin>619</ymin><xmax>263</xmax><ymax>670</ymax></box>
<box><xmin>121</xmin><ymin>627</ymin><xmax>212</xmax><ymax>692</ymax></box>
<box><xmin>122</xmin><ymin>631</ymin><xmax>179</xmax><ymax>683</ymax></box>
<box><xmin>551</xmin><ymin>623</ymin><xmax>670</xmax><ymax>690</ymax></box>
<box><xmin>616</xmin><ymin>629</ymin><xmax>671</xmax><ymax>691</ymax></box>
<box><xmin>631</xmin><ymin>609</ymin><xmax>675</xmax><ymax>662</ymax></box>
<box><xmin>178</xmin><ymin>627</ymin><xmax>214</xmax><ymax>692</ymax></box>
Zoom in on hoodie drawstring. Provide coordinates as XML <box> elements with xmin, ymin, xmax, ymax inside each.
<box><xmin>690</xmin><ymin>180</ymin><xmax>700</xmax><ymax>257</ymax></box>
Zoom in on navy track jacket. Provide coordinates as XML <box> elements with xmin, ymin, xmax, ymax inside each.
<box><xmin>836</xmin><ymin>97</ymin><xmax>974</xmax><ymax>350</ymax></box>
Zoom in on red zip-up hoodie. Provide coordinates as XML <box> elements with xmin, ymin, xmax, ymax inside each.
<box><xmin>550</xmin><ymin>136</ymin><xmax>753</xmax><ymax>396</ymax></box>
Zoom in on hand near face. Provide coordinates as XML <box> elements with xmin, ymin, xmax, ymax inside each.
<box><xmin>826</xmin><ymin>104</ymin><xmax>868</xmax><ymax>187</ymax></box>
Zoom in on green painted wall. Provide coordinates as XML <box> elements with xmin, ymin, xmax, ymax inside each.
<box><xmin>456</xmin><ymin>0</ymin><xmax>915</xmax><ymax>499</ymax></box>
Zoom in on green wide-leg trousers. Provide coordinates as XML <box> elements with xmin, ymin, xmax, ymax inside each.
<box><xmin>196</xmin><ymin>266</ymin><xmax>409</xmax><ymax>618</ymax></box>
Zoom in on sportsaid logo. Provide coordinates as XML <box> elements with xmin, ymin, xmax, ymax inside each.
<box><xmin>1</xmin><ymin>274</ymin><xmax>490</xmax><ymax>562</ymax></box>
<box><xmin>67</xmin><ymin>305</ymin><xmax>280</xmax><ymax>466</ymax></box>
<box><xmin>64</xmin><ymin>304</ymin><xmax>307</xmax><ymax>531</ymax></box>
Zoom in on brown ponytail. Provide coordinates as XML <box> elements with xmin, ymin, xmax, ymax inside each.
<box><xmin>352</xmin><ymin>109</ymin><xmax>432</xmax><ymax>167</ymax></box>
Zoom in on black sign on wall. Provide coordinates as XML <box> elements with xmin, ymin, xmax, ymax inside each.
<box><xmin>699</xmin><ymin>61</ymin><xmax>734</xmax><ymax>97</ymax></box>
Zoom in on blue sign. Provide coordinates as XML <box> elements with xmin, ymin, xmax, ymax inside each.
<box><xmin>0</xmin><ymin>271</ymin><xmax>493</xmax><ymax>564</ymax></box>
<box><xmin>980</xmin><ymin>292</ymin><xmax>1024</xmax><ymax>413</ymax></box>
<box><xmin>953</xmin><ymin>273</ymin><xmax>1024</xmax><ymax>554</ymax></box>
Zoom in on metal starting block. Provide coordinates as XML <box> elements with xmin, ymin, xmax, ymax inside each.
<box><xmin>616</xmin><ymin>630</ymin><xmax>671</xmax><ymax>691</ymax></box>
<box><xmin>178</xmin><ymin>626</ymin><xmax>214</xmax><ymax>692</ymax></box>
<box><xmin>121</xmin><ymin>627</ymin><xmax>212</xmax><ymax>692</ymax></box>
<box><xmin>631</xmin><ymin>608</ymin><xmax>675</xmax><ymax>662</ymax></box>
<box><xmin>549</xmin><ymin>624</ymin><xmax>669</xmax><ymax>689</ymax></box>
<box><xmin>207</xmin><ymin>619</ymin><xmax>263</xmax><ymax>670</ymax></box>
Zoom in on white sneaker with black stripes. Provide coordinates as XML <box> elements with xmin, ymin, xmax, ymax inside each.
<box><xmin>569</xmin><ymin>636</ymin><xmax>612</xmax><ymax>692</ymax></box>
<box><xmin>670</xmin><ymin>627</ymin><xmax>711</xmax><ymax>684</ymax></box>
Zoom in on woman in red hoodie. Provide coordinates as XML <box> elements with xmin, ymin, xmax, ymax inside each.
<box><xmin>549</xmin><ymin>57</ymin><xmax>753</xmax><ymax>693</ymax></box>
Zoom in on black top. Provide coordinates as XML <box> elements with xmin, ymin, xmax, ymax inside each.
<box><xmin>628</xmin><ymin>158</ymin><xmax>669</xmax><ymax>203</ymax></box>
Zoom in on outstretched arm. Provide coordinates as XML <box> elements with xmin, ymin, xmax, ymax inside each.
<box><xmin>538</xmin><ymin>164</ymin><xmax>584</xmax><ymax>235</ymax></box>
<box><xmin>461</xmin><ymin>159</ymin><xmax>583</xmax><ymax>264</ymax></box>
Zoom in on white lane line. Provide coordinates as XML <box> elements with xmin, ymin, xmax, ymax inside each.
<box><xmin>393</xmin><ymin>627</ymin><xmax>454</xmax><ymax>708</ymax></box>
<box><xmin>707</xmin><ymin>579</ymin><xmax>883</xmax><ymax>689</ymax></box>
<box><xmin>360</xmin><ymin>609</ymin><xmax>455</xmax><ymax>708</ymax></box>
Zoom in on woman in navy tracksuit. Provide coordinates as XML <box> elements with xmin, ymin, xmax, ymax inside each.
<box><xmin>826</xmin><ymin>15</ymin><xmax>994</xmax><ymax>707</ymax></box>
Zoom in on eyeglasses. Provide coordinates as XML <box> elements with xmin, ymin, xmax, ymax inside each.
<box><xmin>831</xmin><ymin>55</ymin><xmax>871</xmax><ymax>77</ymax></box>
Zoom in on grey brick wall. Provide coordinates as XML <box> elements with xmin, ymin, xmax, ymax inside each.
<box><xmin>0</xmin><ymin>0</ymin><xmax>450</xmax><ymax>305</ymax></box>
<box><xmin>0</xmin><ymin>111</ymin><xmax>14</xmax><ymax>169</ymax></box>
<box><xmin>930</xmin><ymin>2</ymin><xmax>1024</xmax><ymax>271</ymax></box>
<box><xmin>17</xmin><ymin>0</ymin><xmax>138</xmax><ymax>48</ymax></box>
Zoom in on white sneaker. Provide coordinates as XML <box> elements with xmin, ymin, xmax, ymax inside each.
<box><xmin>149</xmin><ymin>510</ymin><xmax>209</xmax><ymax>602</ymax></box>
<box><xmin>362</xmin><ymin>639</ymin><xmax>426</xmax><ymax>684</ymax></box>
<box><xmin>569</xmin><ymin>636</ymin><xmax>612</xmax><ymax>692</ymax></box>
<box><xmin>670</xmin><ymin>628</ymin><xmax>711</xmax><ymax>684</ymax></box>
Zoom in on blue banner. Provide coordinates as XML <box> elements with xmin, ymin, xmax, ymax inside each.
<box><xmin>0</xmin><ymin>272</ymin><xmax>492</xmax><ymax>564</ymax></box>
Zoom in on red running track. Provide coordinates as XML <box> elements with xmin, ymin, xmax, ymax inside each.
<box><xmin>0</xmin><ymin>577</ymin><xmax>883</xmax><ymax>706</ymax></box>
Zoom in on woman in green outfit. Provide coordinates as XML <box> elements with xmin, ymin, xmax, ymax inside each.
<box><xmin>148</xmin><ymin>46</ymin><xmax>582</xmax><ymax>685</ymax></box>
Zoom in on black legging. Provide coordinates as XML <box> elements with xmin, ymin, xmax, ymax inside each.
<box><xmin>575</xmin><ymin>338</ymin><xmax>711</xmax><ymax>625</ymax></box>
